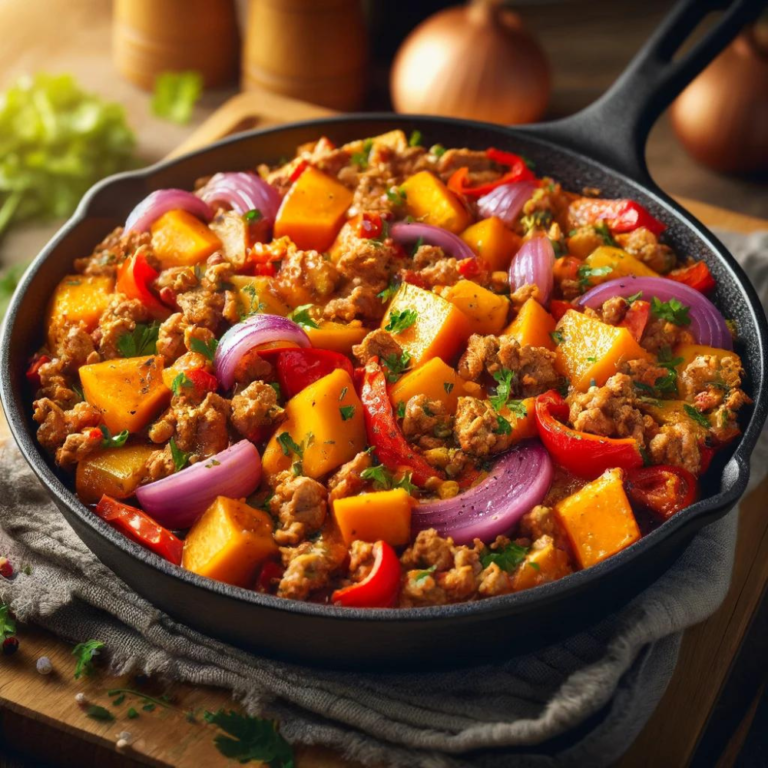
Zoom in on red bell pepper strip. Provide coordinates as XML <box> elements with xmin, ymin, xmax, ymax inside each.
<box><xmin>569</xmin><ymin>198</ymin><xmax>666</xmax><ymax>236</ymax></box>
<box><xmin>186</xmin><ymin>368</ymin><xmax>218</xmax><ymax>395</ymax></box>
<box><xmin>331</xmin><ymin>540</ymin><xmax>401</xmax><ymax>608</ymax></box>
<box><xmin>26</xmin><ymin>355</ymin><xmax>51</xmax><ymax>389</ymax></box>
<box><xmin>618</xmin><ymin>299</ymin><xmax>651</xmax><ymax>342</ymax></box>
<box><xmin>116</xmin><ymin>251</ymin><xmax>170</xmax><ymax>319</ymax></box>
<box><xmin>258</xmin><ymin>348</ymin><xmax>354</xmax><ymax>400</ymax></box>
<box><xmin>255</xmin><ymin>560</ymin><xmax>284</xmax><ymax>594</ymax></box>
<box><xmin>624</xmin><ymin>465</ymin><xmax>697</xmax><ymax>521</ymax></box>
<box><xmin>534</xmin><ymin>390</ymin><xmax>644</xmax><ymax>479</ymax></box>
<box><xmin>549</xmin><ymin>300</ymin><xmax>577</xmax><ymax>322</ymax></box>
<box><xmin>95</xmin><ymin>495</ymin><xmax>183</xmax><ymax>565</ymax></box>
<box><xmin>289</xmin><ymin>159</ymin><xmax>310</xmax><ymax>183</ymax></box>
<box><xmin>360</xmin><ymin>359</ymin><xmax>443</xmax><ymax>486</ymax></box>
<box><xmin>357</xmin><ymin>212</ymin><xmax>384</xmax><ymax>240</ymax></box>
<box><xmin>668</xmin><ymin>261</ymin><xmax>716</xmax><ymax>294</ymax></box>
<box><xmin>447</xmin><ymin>147</ymin><xmax>536</xmax><ymax>199</ymax></box>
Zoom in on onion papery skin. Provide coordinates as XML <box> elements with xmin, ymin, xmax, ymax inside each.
<box><xmin>477</xmin><ymin>181</ymin><xmax>537</xmax><ymax>227</ymax></box>
<box><xmin>390</xmin><ymin>222</ymin><xmax>475</xmax><ymax>261</ymax></box>
<box><xmin>510</xmin><ymin>236</ymin><xmax>555</xmax><ymax>306</ymax></box>
<box><xmin>412</xmin><ymin>440</ymin><xmax>553</xmax><ymax>545</ymax></box>
<box><xmin>214</xmin><ymin>314</ymin><xmax>311</xmax><ymax>391</ymax></box>
<box><xmin>199</xmin><ymin>172</ymin><xmax>282</xmax><ymax>223</ymax></box>
<box><xmin>135</xmin><ymin>441</ymin><xmax>262</xmax><ymax>529</ymax></box>
<box><xmin>125</xmin><ymin>189</ymin><xmax>214</xmax><ymax>233</ymax></box>
<box><xmin>577</xmin><ymin>276</ymin><xmax>732</xmax><ymax>350</ymax></box>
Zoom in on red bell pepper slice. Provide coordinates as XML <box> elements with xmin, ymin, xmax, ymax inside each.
<box><xmin>668</xmin><ymin>261</ymin><xmax>716</xmax><ymax>294</ymax></box>
<box><xmin>255</xmin><ymin>560</ymin><xmax>284</xmax><ymax>594</ymax></box>
<box><xmin>618</xmin><ymin>299</ymin><xmax>651</xmax><ymax>342</ymax></box>
<box><xmin>331</xmin><ymin>540</ymin><xmax>401</xmax><ymax>608</ymax></box>
<box><xmin>458</xmin><ymin>257</ymin><xmax>488</xmax><ymax>280</ymax></box>
<box><xmin>186</xmin><ymin>368</ymin><xmax>218</xmax><ymax>395</ymax></box>
<box><xmin>447</xmin><ymin>147</ymin><xmax>536</xmax><ymax>199</ymax></box>
<box><xmin>26</xmin><ymin>355</ymin><xmax>51</xmax><ymax>389</ymax></box>
<box><xmin>289</xmin><ymin>159</ymin><xmax>310</xmax><ymax>183</ymax></box>
<box><xmin>624</xmin><ymin>465</ymin><xmax>697</xmax><ymax>521</ymax></box>
<box><xmin>534</xmin><ymin>390</ymin><xmax>644</xmax><ymax>479</ymax></box>
<box><xmin>95</xmin><ymin>495</ymin><xmax>183</xmax><ymax>565</ymax></box>
<box><xmin>570</xmin><ymin>199</ymin><xmax>666</xmax><ymax>236</ymax></box>
<box><xmin>357</xmin><ymin>212</ymin><xmax>383</xmax><ymax>240</ymax></box>
<box><xmin>116</xmin><ymin>250</ymin><xmax>170</xmax><ymax>319</ymax></box>
<box><xmin>549</xmin><ymin>300</ymin><xmax>576</xmax><ymax>322</ymax></box>
<box><xmin>258</xmin><ymin>348</ymin><xmax>354</xmax><ymax>400</ymax></box>
<box><xmin>360</xmin><ymin>359</ymin><xmax>443</xmax><ymax>486</ymax></box>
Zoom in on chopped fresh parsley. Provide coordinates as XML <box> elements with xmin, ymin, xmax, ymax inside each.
<box><xmin>339</xmin><ymin>405</ymin><xmax>355</xmax><ymax>421</ymax></box>
<box><xmin>288</xmin><ymin>304</ymin><xmax>320</xmax><ymax>329</ymax></box>
<box><xmin>244</xmin><ymin>209</ymin><xmax>263</xmax><ymax>223</ymax></box>
<box><xmin>430</xmin><ymin>144</ymin><xmax>446</xmax><ymax>158</ymax></box>
<box><xmin>639</xmin><ymin>445</ymin><xmax>651</xmax><ymax>466</ymax></box>
<box><xmin>634</xmin><ymin>368</ymin><xmax>677</xmax><ymax>398</ymax></box>
<box><xmin>551</xmin><ymin>238</ymin><xmax>567</xmax><ymax>259</ymax></box>
<box><xmin>378</xmin><ymin>279</ymin><xmax>400</xmax><ymax>303</ymax></box>
<box><xmin>506</xmin><ymin>400</ymin><xmax>527</xmax><ymax>419</ymax></box>
<box><xmin>339</xmin><ymin>387</ymin><xmax>348</xmax><ymax>401</ymax></box>
<box><xmin>521</xmin><ymin>210</ymin><xmax>553</xmax><ymax>233</ymax></box>
<box><xmin>443</xmin><ymin>381</ymin><xmax>454</xmax><ymax>394</ymax></box>
<box><xmin>386</xmin><ymin>186</ymin><xmax>407</xmax><ymax>206</ymax></box>
<box><xmin>396</xmin><ymin>401</ymin><xmax>406</xmax><ymax>419</ymax></box>
<box><xmin>171</xmin><ymin>371</ymin><xmax>193</xmax><ymax>397</ymax></box>
<box><xmin>72</xmin><ymin>639</ymin><xmax>104</xmax><ymax>679</ymax></box>
<box><xmin>117</xmin><ymin>321</ymin><xmax>160</xmax><ymax>358</ymax></box>
<box><xmin>277</xmin><ymin>432</ymin><xmax>303</xmax><ymax>459</ymax></box>
<box><xmin>203</xmin><ymin>709</ymin><xmax>294</xmax><ymax>767</ymax></box>
<box><xmin>99</xmin><ymin>424</ymin><xmax>129</xmax><ymax>449</ymax></box>
<box><xmin>550</xmin><ymin>330</ymin><xmax>564</xmax><ymax>346</ymax></box>
<box><xmin>361</xmin><ymin>465</ymin><xmax>416</xmax><ymax>494</ymax></box>
<box><xmin>586</xmin><ymin>356</ymin><xmax>597</xmax><ymax>363</ymax></box>
<box><xmin>577</xmin><ymin>264</ymin><xmax>613</xmax><ymax>289</ymax></box>
<box><xmin>408</xmin><ymin>130</ymin><xmax>422</xmax><ymax>147</ymax></box>
<box><xmin>656</xmin><ymin>347</ymin><xmax>684</xmax><ymax>371</ymax></box>
<box><xmin>411</xmin><ymin>236</ymin><xmax>424</xmax><ymax>257</ymax></box>
<box><xmin>528</xmin><ymin>561</ymin><xmax>541</xmax><ymax>571</ymax></box>
<box><xmin>521</xmin><ymin>155</ymin><xmax>536</xmax><ymax>169</ymax></box>
<box><xmin>489</xmin><ymin>367</ymin><xmax>516</xmax><ymax>412</ymax></box>
<box><xmin>626</xmin><ymin>290</ymin><xmax>643</xmax><ymax>305</ymax></box>
<box><xmin>413</xmin><ymin>565</ymin><xmax>437</xmax><ymax>584</ymax></box>
<box><xmin>495</xmin><ymin>415</ymin><xmax>512</xmax><ymax>435</ymax></box>
<box><xmin>151</xmin><ymin>71</ymin><xmax>203</xmax><ymax>124</ymax></box>
<box><xmin>385</xmin><ymin>309</ymin><xmax>418</xmax><ymax>335</ymax></box>
<box><xmin>241</xmin><ymin>283</ymin><xmax>266</xmax><ymax>317</ymax></box>
<box><xmin>651</xmin><ymin>296</ymin><xmax>691</xmax><ymax>326</ymax></box>
<box><xmin>382</xmin><ymin>350</ymin><xmax>412</xmax><ymax>383</ymax></box>
<box><xmin>684</xmin><ymin>404</ymin><xmax>711</xmax><ymax>429</ymax></box>
<box><xmin>351</xmin><ymin>138</ymin><xmax>373</xmax><ymax>169</ymax></box>
<box><xmin>71</xmin><ymin>382</ymin><xmax>84</xmax><ymax>402</ymax></box>
<box><xmin>480</xmin><ymin>541</ymin><xmax>529</xmax><ymax>572</ymax></box>
<box><xmin>190</xmin><ymin>336</ymin><xmax>218</xmax><ymax>361</ymax></box>
<box><xmin>269</xmin><ymin>381</ymin><xmax>282</xmax><ymax>399</ymax></box>
<box><xmin>594</xmin><ymin>222</ymin><xmax>617</xmax><ymax>246</ymax></box>
<box><xmin>170</xmin><ymin>437</ymin><xmax>191</xmax><ymax>472</ymax></box>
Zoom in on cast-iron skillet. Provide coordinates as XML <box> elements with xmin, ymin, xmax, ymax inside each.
<box><xmin>2</xmin><ymin>0</ymin><xmax>767</xmax><ymax>668</ymax></box>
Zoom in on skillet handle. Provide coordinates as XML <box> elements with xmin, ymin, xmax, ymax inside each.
<box><xmin>516</xmin><ymin>0</ymin><xmax>766</xmax><ymax>183</ymax></box>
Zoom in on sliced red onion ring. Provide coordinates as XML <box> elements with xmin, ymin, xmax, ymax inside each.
<box><xmin>199</xmin><ymin>172</ymin><xmax>282</xmax><ymax>224</ymax></box>
<box><xmin>124</xmin><ymin>189</ymin><xmax>213</xmax><ymax>233</ymax></box>
<box><xmin>476</xmin><ymin>181</ymin><xmax>537</xmax><ymax>227</ymax></box>
<box><xmin>390</xmin><ymin>222</ymin><xmax>474</xmax><ymax>261</ymax></box>
<box><xmin>412</xmin><ymin>440</ymin><xmax>553</xmax><ymax>545</ymax></box>
<box><xmin>214</xmin><ymin>314</ymin><xmax>311</xmax><ymax>391</ymax></box>
<box><xmin>510</xmin><ymin>236</ymin><xmax>555</xmax><ymax>307</ymax></box>
<box><xmin>136</xmin><ymin>441</ymin><xmax>262</xmax><ymax>529</ymax></box>
<box><xmin>577</xmin><ymin>276</ymin><xmax>732</xmax><ymax>350</ymax></box>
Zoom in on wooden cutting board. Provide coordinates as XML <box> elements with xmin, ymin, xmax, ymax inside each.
<box><xmin>1</xmin><ymin>90</ymin><xmax>767</xmax><ymax>768</ymax></box>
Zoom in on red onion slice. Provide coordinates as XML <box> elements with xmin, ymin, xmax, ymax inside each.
<box><xmin>136</xmin><ymin>441</ymin><xmax>262</xmax><ymax>529</ymax></box>
<box><xmin>125</xmin><ymin>189</ymin><xmax>214</xmax><ymax>233</ymax></box>
<box><xmin>412</xmin><ymin>440</ymin><xmax>553</xmax><ymax>545</ymax></box>
<box><xmin>577</xmin><ymin>276</ymin><xmax>732</xmax><ymax>350</ymax></box>
<box><xmin>476</xmin><ymin>181</ymin><xmax>537</xmax><ymax>227</ymax></box>
<box><xmin>214</xmin><ymin>314</ymin><xmax>311</xmax><ymax>391</ymax></box>
<box><xmin>199</xmin><ymin>172</ymin><xmax>282</xmax><ymax>224</ymax></box>
<box><xmin>510</xmin><ymin>236</ymin><xmax>555</xmax><ymax>306</ymax></box>
<box><xmin>390</xmin><ymin>222</ymin><xmax>475</xmax><ymax>261</ymax></box>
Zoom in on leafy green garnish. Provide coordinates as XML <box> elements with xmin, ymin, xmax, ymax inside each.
<box><xmin>385</xmin><ymin>309</ymin><xmax>418</xmax><ymax>335</ymax></box>
<box><xmin>339</xmin><ymin>405</ymin><xmax>355</xmax><ymax>421</ymax></box>
<box><xmin>489</xmin><ymin>368</ymin><xmax>516</xmax><ymax>412</ymax></box>
<box><xmin>396</xmin><ymin>401</ymin><xmax>406</xmax><ymax>419</ymax></box>
<box><xmin>651</xmin><ymin>297</ymin><xmax>691</xmax><ymax>326</ymax></box>
<box><xmin>480</xmin><ymin>541</ymin><xmax>529</xmax><ymax>572</ymax></box>
<box><xmin>99</xmin><ymin>424</ymin><xmax>129</xmax><ymax>449</ymax></box>
<box><xmin>684</xmin><ymin>404</ymin><xmax>711</xmax><ymax>428</ymax></box>
<box><xmin>551</xmin><ymin>239</ymin><xmax>567</xmax><ymax>259</ymax></box>
<box><xmin>117</xmin><ymin>322</ymin><xmax>160</xmax><ymax>358</ymax></box>
<box><xmin>170</xmin><ymin>437</ymin><xmax>190</xmax><ymax>472</ymax></box>
<box><xmin>506</xmin><ymin>400</ymin><xmax>527</xmax><ymax>419</ymax></box>
<box><xmin>521</xmin><ymin>210</ymin><xmax>553</xmax><ymax>233</ymax></box>
<box><xmin>550</xmin><ymin>330</ymin><xmax>564</xmax><ymax>346</ymax></box>
<box><xmin>244</xmin><ymin>209</ymin><xmax>263</xmax><ymax>223</ymax></box>
<box><xmin>171</xmin><ymin>372</ymin><xmax>193</xmax><ymax>397</ymax></box>
<box><xmin>351</xmin><ymin>138</ymin><xmax>373</xmax><ymax>169</ymax></box>
<box><xmin>190</xmin><ymin>336</ymin><xmax>219</xmax><ymax>361</ymax></box>
<box><xmin>577</xmin><ymin>264</ymin><xmax>613</xmax><ymax>289</ymax></box>
<box><xmin>73</xmin><ymin>639</ymin><xmax>104</xmax><ymax>679</ymax></box>
<box><xmin>127</xmin><ymin>708</ymin><xmax>139</xmax><ymax>719</ymax></box>
<box><xmin>495</xmin><ymin>415</ymin><xmax>512</xmax><ymax>435</ymax></box>
<box><xmin>360</xmin><ymin>465</ymin><xmax>415</xmax><ymax>494</ymax></box>
<box><xmin>594</xmin><ymin>222</ymin><xmax>617</xmax><ymax>246</ymax></box>
<box><xmin>288</xmin><ymin>304</ymin><xmax>320</xmax><ymax>330</ymax></box>
<box><xmin>203</xmin><ymin>709</ymin><xmax>294</xmax><ymax>768</ymax></box>
<box><xmin>430</xmin><ymin>144</ymin><xmax>446</xmax><ymax>158</ymax></box>
<box><xmin>386</xmin><ymin>186</ymin><xmax>407</xmax><ymax>206</ymax></box>
<box><xmin>269</xmin><ymin>381</ymin><xmax>282</xmax><ymax>400</ymax></box>
<box><xmin>241</xmin><ymin>284</ymin><xmax>266</xmax><ymax>317</ymax></box>
<box><xmin>277</xmin><ymin>432</ymin><xmax>303</xmax><ymax>459</ymax></box>
<box><xmin>0</xmin><ymin>604</ymin><xmax>16</xmax><ymax>641</ymax></box>
<box><xmin>443</xmin><ymin>381</ymin><xmax>454</xmax><ymax>394</ymax></box>
<box><xmin>413</xmin><ymin>565</ymin><xmax>436</xmax><ymax>585</ymax></box>
<box><xmin>382</xmin><ymin>350</ymin><xmax>412</xmax><ymax>383</ymax></box>
<box><xmin>377</xmin><ymin>280</ymin><xmax>400</xmax><ymax>303</ymax></box>
<box><xmin>86</xmin><ymin>705</ymin><xmax>114</xmax><ymax>722</ymax></box>
<box><xmin>408</xmin><ymin>130</ymin><xmax>422</xmax><ymax>147</ymax></box>
<box><xmin>626</xmin><ymin>291</ymin><xmax>643</xmax><ymax>305</ymax></box>
<box><xmin>151</xmin><ymin>71</ymin><xmax>203</xmax><ymax>125</ymax></box>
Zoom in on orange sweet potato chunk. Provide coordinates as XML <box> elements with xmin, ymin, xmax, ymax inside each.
<box><xmin>75</xmin><ymin>444</ymin><xmax>157</xmax><ymax>505</ymax></box>
<box><xmin>150</xmin><ymin>209</ymin><xmax>222</xmax><ymax>268</ymax></box>
<box><xmin>440</xmin><ymin>280</ymin><xmax>510</xmax><ymax>336</ymax></box>
<box><xmin>503</xmin><ymin>298</ymin><xmax>557</xmax><ymax>351</ymax></box>
<box><xmin>333</xmin><ymin>488</ymin><xmax>413</xmax><ymax>547</ymax></box>
<box><xmin>400</xmin><ymin>171</ymin><xmax>471</xmax><ymax>233</ymax></box>
<box><xmin>511</xmin><ymin>536</ymin><xmax>572</xmax><ymax>591</ymax></box>
<box><xmin>389</xmin><ymin>357</ymin><xmax>464</xmax><ymax>414</ymax></box>
<box><xmin>460</xmin><ymin>216</ymin><xmax>521</xmax><ymax>271</ymax></box>
<box><xmin>45</xmin><ymin>274</ymin><xmax>114</xmax><ymax>348</ymax></box>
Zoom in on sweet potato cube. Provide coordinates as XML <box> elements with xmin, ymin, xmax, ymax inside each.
<box><xmin>261</xmin><ymin>369</ymin><xmax>365</xmax><ymax>480</ymax></box>
<box><xmin>673</xmin><ymin>343</ymin><xmax>742</xmax><ymax>398</ymax></box>
<box><xmin>150</xmin><ymin>209</ymin><xmax>222</xmax><ymax>268</ymax></box>
<box><xmin>511</xmin><ymin>536</ymin><xmax>572</xmax><ymax>591</ymax></box>
<box><xmin>79</xmin><ymin>355</ymin><xmax>170</xmax><ymax>434</ymax></box>
<box><xmin>503</xmin><ymin>298</ymin><xmax>557</xmax><ymax>350</ymax></box>
<box><xmin>333</xmin><ymin>488</ymin><xmax>413</xmax><ymax>547</ymax></box>
<box><xmin>499</xmin><ymin>397</ymin><xmax>538</xmax><ymax>444</ymax></box>
<box><xmin>305</xmin><ymin>321</ymin><xmax>368</xmax><ymax>354</ymax></box>
<box><xmin>460</xmin><ymin>216</ymin><xmax>521</xmax><ymax>271</ymax></box>
<box><xmin>75</xmin><ymin>444</ymin><xmax>156</xmax><ymax>505</ymax></box>
<box><xmin>555</xmin><ymin>310</ymin><xmax>650</xmax><ymax>391</ymax></box>
<box><xmin>182</xmin><ymin>496</ymin><xmax>277</xmax><ymax>587</ymax></box>
<box><xmin>230</xmin><ymin>275</ymin><xmax>292</xmax><ymax>317</ymax></box>
<box><xmin>274</xmin><ymin>166</ymin><xmax>353</xmax><ymax>252</ymax></box>
<box><xmin>45</xmin><ymin>275</ymin><xmax>114</xmax><ymax>348</ymax></box>
<box><xmin>381</xmin><ymin>283</ymin><xmax>471</xmax><ymax>367</ymax></box>
<box><xmin>639</xmin><ymin>399</ymin><xmax>711</xmax><ymax>439</ymax></box>
<box><xmin>554</xmin><ymin>468</ymin><xmax>641</xmax><ymax>569</ymax></box>
<box><xmin>582</xmin><ymin>246</ymin><xmax>659</xmax><ymax>286</ymax></box>
<box><xmin>400</xmin><ymin>171</ymin><xmax>471</xmax><ymax>233</ymax></box>
<box><xmin>440</xmin><ymin>280</ymin><xmax>510</xmax><ymax>336</ymax></box>
<box><xmin>389</xmin><ymin>357</ymin><xmax>464</xmax><ymax>414</ymax></box>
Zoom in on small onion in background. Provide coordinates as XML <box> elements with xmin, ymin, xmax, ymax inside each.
<box><xmin>390</xmin><ymin>0</ymin><xmax>550</xmax><ymax>125</ymax></box>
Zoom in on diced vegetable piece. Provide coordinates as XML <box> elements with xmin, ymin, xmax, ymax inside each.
<box><xmin>460</xmin><ymin>216</ymin><xmax>521</xmax><ymax>271</ymax></box>
<box><xmin>582</xmin><ymin>246</ymin><xmax>659</xmax><ymax>285</ymax></box>
<box><xmin>182</xmin><ymin>496</ymin><xmax>277</xmax><ymax>587</ymax></box>
<box><xmin>76</xmin><ymin>444</ymin><xmax>156</xmax><ymax>505</ymax></box>
<box><xmin>305</xmin><ymin>321</ymin><xmax>368</xmax><ymax>354</ymax></box>
<box><xmin>333</xmin><ymin>488</ymin><xmax>413</xmax><ymax>547</ymax></box>
<box><xmin>440</xmin><ymin>280</ymin><xmax>509</xmax><ymax>336</ymax></box>
<box><xmin>400</xmin><ymin>170</ymin><xmax>471</xmax><ymax>233</ymax></box>
<box><xmin>639</xmin><ymin>399</ymin><xmax>710</xmax><ymax>440</ymax></box>
<box><xmin>503</xmin><ymin>298</ymin><xmax>556</xmax><ymax>350</ymax></box>
<box><xmin>230</xmin><ymin>275</ymin><xmax>292</xmax><ymax>317</ymax></box>
<box><xmin>261</xmin><ymin>369</ymin><xmax>365</xmax><ymax>479</ymax></box>
<box><xmin>555</xmin><ymin>310</ymin><xmax>650</xmax><ymax>391</ymax></box>
<box><xmin>79</xmin><ymin>355</ymin><xmax>170</xmax><ymax>434</ymax></box>
<box><xmin>150</xmin><ymin>209</ymin><xmax>222</xmax><ymax>268</ymax></box>
<box><xmin>565</xmin><ymin>228</ymin><xmax>604</xmax><ymax>259</ymax></box>
<box><xmin>499</xmin><ymin>397</ymin><xmax>537</xmax><ymax>444</ymax></box>
<box><xmin>389</xmin><ymin>357</ymin><xmax>465</xmax><ymax>414</ymax></box>
<box><xmin>555</xmin><ymin>468</ymin><xmax>641</xmax><ymax>568</ymax></box>
<box><xmin>511</xmin><ymin>536</ymin><xmax>572</xmax><ymax>591</ymax></box>
<box><xmin>274</xmin><ymin>166</ymin><xmax>353</xmax><ymax>251</ymax></box>
<box><xmin>45</xmin><ymin>275</ymin><xmax>114</xmax><ymax>348</ymax></box>
<box><xmin>673</xmin><ymin>343</ymin><xmax>742</xmax><ymax>398</ymax></box>
<box><xmin>381</xmin><ymin>283</ymin><xmax>471</xmax><ymax>367</ymax></box>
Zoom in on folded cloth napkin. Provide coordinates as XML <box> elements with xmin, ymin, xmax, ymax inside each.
<box><xmin>1</xmin><ymin>230</ymin><xmax>767</xmax><ymax>768</ymax></box>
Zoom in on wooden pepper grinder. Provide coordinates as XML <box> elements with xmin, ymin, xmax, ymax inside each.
<box><xmin>242</xmin><ymin>0</ymin><xmax>368</xmax><ymax>110</ymax></box>
<box><xmin>113</xmin><ymin>0</ymin><xmax>240</xmax><ymax>90</ymax></box>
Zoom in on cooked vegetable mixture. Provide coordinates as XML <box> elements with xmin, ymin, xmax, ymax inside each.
<box><xmin>31</xmin><ymin>130</ymin><xmax>750</xmax><ymax>608</ymax></box>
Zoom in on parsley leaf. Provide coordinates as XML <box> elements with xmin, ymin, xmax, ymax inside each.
<box><xmin>287</xmin><ymin>304</ymin><xmax>320</xmax><ymax>329</ymax></box>
<box><xmin>480</xmin><ymin>541</ymin><xmax>529</xmax><ymax>572</ymax></box>
<box><xmin>240</xmin><ymin>283</ymin><xmax>266</xmax><ymax>318</ymax></box>
<box><xmin>190</xmin><ymin>336</ymin><xmax>219</xmax><ymax>361</ymax></box>
<box><xmin>594</xmin><ymin>222</ymin><xmax>617</xmax><ymax>246</ymax></box>
<box><xmin>443</xmin><ymin>381</ymin><xmax>454</xmax><ymax>394</ymax></box>
<box><xmin>651</xmin><ymin>296</ymin><xmax>691</xmax><ymax>326</ymax></box>
<box><xmin>170</xmin><ymin>437</ymin><xmax>190</xmax><ymax>472</ymax></box>
<box><xmin>377</xmin><ymin>279</ymin><xmax>400</xmax><ymax>303</ymax></box>
<box><xmin>277</xmin><ymin>432</ymin><xmax>303</xmax><ymax>459</ymax></box>
<box><xmin>506</xmin><ymin>400</ymin><xmax>527</xmax><ymax>419</ymax></box>
<box><xmin>430</xmin><ymin>144</ymin><xmax>446</xmax><ymax>158</ymax></box>
<box><xmin>244</xmin><ymin>209</ymin><xmax>262</xmax><ymax>223</ymax></box>
<box><xmin>626</xmin><ymin>290</ymin><xmax>643</xmax><ymax>305</ymax></box>
<box><xmin>408</xmin><ymin>130</ymin><xmax>422</xmax><ymax>147</ymax></box>
<box><xmin>171</xmin><ymin>372</ymin><xmax>193</xmax><ymax>397</ymax></box>
<box><xmin>396</xmin><ymin>401</ymin><xmax>406</xmax><ymax>419</ymax></box>
<box><xmin>489</xmin><ymin>367</ymin><xmax>515</xmax><ymax>412</ymax></box>
<box><xmin>203</xmin><ymin>709</ymin><xmax>294</xmax><ymax>768</ymax></box>
<box><xmin>550</xmin><ymin>330</ymin><xmax>564</xmax><ymax>346</ymax></box>
<box><xmin>577</xmin><ymin>264</ymin><xmax>613</xmax><ymax>289</ymax></box>
<box><xmin>117</xmin><ymin>321</ymin><xmax>160</xmax><ymax>357</ymax></box>
<box><xmin>385</xmin><ymin>309</ymin><xmax>418</xmax><ymax>335</ymax></box>
<box><xmin>269</xmin><ymin>381</ymin><xmax>282</xmax><ymax>400</ymax></box>
<box><xmin>339</xmin><ymin>405</ymin><xmax>355</xmax><ymax>421</ymax></box>
<box><xmin>521</xmin><ymin>210</ymin><xmax>553</xmax><ymax>233</ymax></box>
<box><xmin>413</xmin><ymin>565</ymin><xmax>436</xmax><ymax>584</ymax></box>
<box><xmin>361</xmin><ymin>465</ymin><xmax>416</xmax><ymax>494</ymax></box>
<box><xmin>495</xmin><ymin>415</ymin><xmax>512</xmax><ymax>434</ymax></box>
<box><xmin>684</xmin><ymin>404</ymin><xmax>711</xmax><ymax>428</ymax></box>
<box><xmin>381</xmin><ymin>350</ymin><xmax>412</xmax><ymax>383</ymax></box>
<box><xmin>99</xmin><ymin>424</ymin><xmax>129</xmax><ymax>449</ymax></box>
<box><xmin>151</xmin><ymin>71</ymin><xmax>203</xmax><ymax>125</ymax></box>
<box><xmin>351</xmin><ymin>138</ymin><xmax>373</xmax><ymax>169</ymax></box>
<box><xmin>386</xmin><ymin>186</ymin><xmax>407</xmax><ymax>206</ymax></box>
<box><xmin>86</xmin><ymin>705</ymin><xmax>114</xmax><ymax>722</ymax></box>
<box><xmin>72</xmin><ymin>639</ymin><xmax>104</xmax><ymax>679</ymax></box>
<box><xmin>0</xmin><ymin>604</ymin><xmax>16</xmax><ymax>640</ymax></box>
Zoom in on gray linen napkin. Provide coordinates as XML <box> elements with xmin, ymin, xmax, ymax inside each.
<box><xmin>1</xmin><ymin>230</ymin><xmax>767</xmax><ymax>768</ymax></box>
